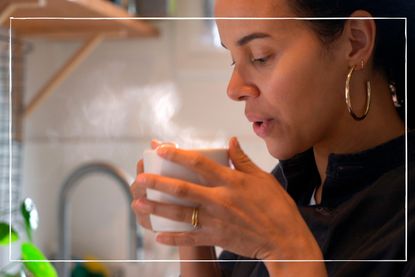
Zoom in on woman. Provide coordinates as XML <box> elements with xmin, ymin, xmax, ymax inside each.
<box><xmin>131</xmin><ymin>0</ymin><xmax>414</xmax><ymax>276</ymax></box>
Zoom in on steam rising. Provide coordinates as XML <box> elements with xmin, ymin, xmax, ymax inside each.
<box><xmin>76</xmin><ymin>81</ymin><xmax>226</xmax><ymax>148</ymax></box>
<box><xmin>138</xmin><ymin>82</ymin><xmax>227</xmax><ymax>148</ymax></box>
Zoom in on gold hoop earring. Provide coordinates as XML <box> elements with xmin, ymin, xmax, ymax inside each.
<box><xmin>345</xmin><ymin>65</ymin><xmax>371</xmax><ymax>121</ymax></box>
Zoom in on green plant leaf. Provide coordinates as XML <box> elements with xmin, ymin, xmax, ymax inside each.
<box><xmin>0</xmin><ymin>223</ymin><xmax>19</xmax><ymax>246</ymax></box>
<box><xmin>20</xmin><ymin>198</ymin><xmax>39</xmax><ymax>242</ymax></box>
<box><xmin>21</xmin><ymin>242</ymin><xmax>57</xmax><ymax>277</ymax></box>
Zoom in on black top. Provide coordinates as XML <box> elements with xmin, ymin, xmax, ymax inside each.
<box><xmin>219</xmin><ymin>131</ymin><xmax>414</xmax><ymax>276</ymax></box>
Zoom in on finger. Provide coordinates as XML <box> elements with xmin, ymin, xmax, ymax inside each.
<box><xmin>155</xmin><ymin>231</ymin><xmax>212</xmax><ymax>247</ymax></box>
<box><xmin>135</xmin><ymin>212</ymin><xmax>152</xmax><ymax>230</ymax></box>
<box><xmin>134</xmin><ymin>198</ymin><xmax>210</xmax><ymax>228</ymax></box>
<box><xmin>151</xmin><ymin>139</ymin><xmax>177</xmax><ymax>150</ymax></box>
<box><xmin>151</xmin><ymin>139</ymin><xmax>162</xmax><ymax>150</ymax></box>
<box><xmin>155</xmin><ymin>147</ymin><xmax>231</xmax><ymax>185</ymax></box>
<box><xmin>136</xmin><ymin>159</ymin><xmax>144</xmax><ymax>175</ymax></box>
<box><xmin>130</xmin><ymin>176</ymin><xmax>147</xmax><ymax>199</ymax></box>
<box><xmin>137</xmin><ymin>173</ymin><xmax>213</xmax><ymax>206</ymax></box>
<box><xmin>131</xmin><ymin>200</ymin><xmax>152</xmax><ymax>230</ymax></box>
<box><xmin>229</xmin><ymin>137</ymin><xmax>262</xmax><ymax>174</ymax></box>
<box><xmin>156</xmin><ymin>232</ymin><xmax>197</xmax><ymax>246</ymax></box>
<box><xmin>131</xmin><ymin>185</ymin><xmax>147</xmax><ymax>200</ymax></box>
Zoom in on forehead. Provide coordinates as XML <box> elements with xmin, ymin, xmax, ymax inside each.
<box><xmin>214</xmin><ymin>0</ymin><xmax>301</xmax><ymax>46</ymax></box>
<box><xmin>214</xmin><ymin>0</ymin><xmax>293</xmax><ymax>18</ymax></box>
<box><xmin>216</xmin><ymin>19</ymin><xmax>295</xmax><ymax>46</ymax></box>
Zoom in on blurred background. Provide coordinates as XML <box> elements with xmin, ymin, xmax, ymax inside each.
<box><xmin>0</xmin><ymin>0</ymin><xmax>277</xmax><ymax>276</ymax></box>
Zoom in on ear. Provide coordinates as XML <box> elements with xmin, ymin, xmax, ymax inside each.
<box><xmin>343</xmin><ymin>10</ymin><xmax>376</xmax><ymax>68</ymax></box>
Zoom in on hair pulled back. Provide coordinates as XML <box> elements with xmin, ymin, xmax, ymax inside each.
<box><xmin>288</xmin><ymin>0</ymin><xmax>415</xmax><ymax>128</ymax></box>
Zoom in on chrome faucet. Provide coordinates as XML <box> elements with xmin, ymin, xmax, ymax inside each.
<box><xmin>57</xmin><ymin>162</ymin><xmax>143</xmax><ymax>277</ymax></box>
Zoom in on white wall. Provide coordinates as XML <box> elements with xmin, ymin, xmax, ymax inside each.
<box><xmin>21</xmin><ymin>18</ymin><xmax>278</xmax><ymax>276</ymax></box>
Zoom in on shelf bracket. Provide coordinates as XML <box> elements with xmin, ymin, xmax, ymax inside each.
<box><xmin>23</xmin><ymin>34</ymin><xmax>104</xmax><ymax>119</ymax></box>
<box><xmin>0</xmin><ymin>0</ymin><xmax>44</xmax><ymax>26</ymax></box>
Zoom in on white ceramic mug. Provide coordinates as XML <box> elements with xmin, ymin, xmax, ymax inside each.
<box><xmin>143</xmin><ymin>147</ymin><xmax>229</xmax><ymax>232</ymax></box>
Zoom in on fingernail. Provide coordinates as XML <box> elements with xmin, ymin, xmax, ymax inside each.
<box><xmin>152</xmin><ymin>139</ymin><xmax>162</xmax><ymax>144</ymax></box>
<box><xmin>137</xmin><ymin>174</ymin><xmax>146</xmax><ymax>183</ymax></box>
<box><xmin>135</xmin><ymin>199</ymin><xmax>152</xmax><ymax>213</ymax></box>
<box><xmin>156</xmin><ymin>234</ymin><xmax>167</xmax><ymax>243</ymax></box>
<box><xmin>156</xmin><ymin>145</ymin><xmax>172</xmax><ymax>157</ymax></box>
<box><xmin>151</xmin><ymin>139</ymin><xmax>162</xmax><ymax>149</ymax></box>
<box><xmin>232</xmin><ymin>137</ymin><xmax>240</xmax><ymax>148</ymax></box>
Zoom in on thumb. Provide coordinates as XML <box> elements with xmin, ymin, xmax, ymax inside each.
<box><xmin>229</xmin><ymin>137</ymin><xmax>262</xmax><ymax>174</ymax></box>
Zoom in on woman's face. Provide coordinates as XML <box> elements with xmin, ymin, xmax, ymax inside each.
<box><xmin>215</xmin><ymin>0</ymin><xmax>349</xmax><ymax>160</ymax></box>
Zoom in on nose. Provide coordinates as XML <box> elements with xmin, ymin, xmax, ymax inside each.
<box><xmin>226</xmin><ymin>69</ymin><xmax>259</xmax><ymax>101</ymax></box>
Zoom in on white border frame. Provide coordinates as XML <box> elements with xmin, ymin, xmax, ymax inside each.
<box><xmin>8</xmin><ymin>16</ymin><xmax>408</xmax><ymax>263</ymax></box>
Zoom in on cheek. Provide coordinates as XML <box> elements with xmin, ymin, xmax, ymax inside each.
<box><xmin>260</xmin><ymin>48</ymin><xmax>345</xmax><ymax>157</ymax></box>
<box><xmin>265</xmin><ymin>59</ymin><xmax>327</xmax><ymax>128</ymax></box>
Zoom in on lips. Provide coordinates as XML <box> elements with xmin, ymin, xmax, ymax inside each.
<box><xmin>245</xmin><ymin>112</ymin><xmax>275</xmax><ymax>138</ymax></box>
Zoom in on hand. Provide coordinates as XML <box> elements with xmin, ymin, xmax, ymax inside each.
<box><xmin>131</xmin><ymin>137</ymin><xmax>323</xmax><ymax>262</ymax></box>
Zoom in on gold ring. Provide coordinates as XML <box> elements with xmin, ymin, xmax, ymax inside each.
<box><xmin>191</xmin><ymin>207</ymin><xmax>199</xmax><ymax>229</ymax></box>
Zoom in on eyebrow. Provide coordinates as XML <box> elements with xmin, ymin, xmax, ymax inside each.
<box><xmin>221</xmin><ymin>32</ymin><xmax>271</xmax><ymax>49</ymax></box>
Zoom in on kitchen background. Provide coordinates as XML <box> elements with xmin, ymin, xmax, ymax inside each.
<box><xmin>0</xmin><ymin>0</ymin><xmax>278</xmax><ymax>276</ymax></box>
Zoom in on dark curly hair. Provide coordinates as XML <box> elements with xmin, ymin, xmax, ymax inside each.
<box><xmin>288</xmin><ymin>0</ymin><xmax>414</xmax><ymax>129</ymax></box>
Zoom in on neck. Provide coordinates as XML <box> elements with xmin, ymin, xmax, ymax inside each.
<box><xmin>313</xmin><ymin>76</ymin><xmax>405</xmax><ymax>204</ymax></box>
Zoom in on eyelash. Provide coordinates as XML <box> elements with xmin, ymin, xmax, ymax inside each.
<box><xmin>230</xmin><ymin>56</ymin><xmax>270</xmax><ymax>67</ymax></box>
<box><xmin>251</xmin><ymin>56</ymin><xmax>270</xmax><ymax>65</ymax></box>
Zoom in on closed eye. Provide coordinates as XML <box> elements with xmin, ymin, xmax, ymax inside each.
<box><xmin>251</xmin><ymin>56</ymin><xmax>270</xmax><ymax>65</ymax></box>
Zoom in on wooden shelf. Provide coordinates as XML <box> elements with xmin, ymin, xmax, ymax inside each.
<box><xmin>0</xmin><ymin>0</ymin><xmax>160</xmax><ymax>118</ymax></box>
<box><xmin>0</xmin><ymin>0</ymin><xmax>159</xmax><ymax>39</ymax></box>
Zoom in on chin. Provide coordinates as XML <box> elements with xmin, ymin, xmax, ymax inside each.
<box><xmin>264</xmin><ymin>139</ymin><xmax>301</xmax><ymax>161</ymax></box>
